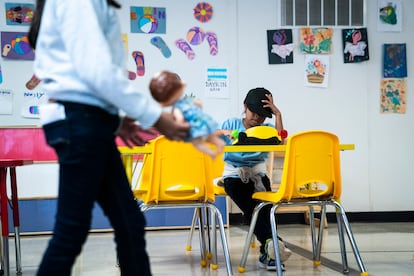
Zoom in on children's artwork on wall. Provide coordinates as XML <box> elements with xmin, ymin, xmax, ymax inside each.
<box><xmin>175</xmin><ymin>38</ymin><xmax>195</xmax><ymax>60</ymax></box>
<box><xmin>122</xmin><ymin>33</ymin><xmax>129</xmax><ymax>57</ymax></box>
<box><xmin>204</xmin><ymin>67</ymin><xmax>229</xmax><ymax>98</ymax></box>
<box><xmin>5</xmin><ymin>3</ymin><xmax>34</xmax><ymax>26</ymax></box>
<box><xmin>21</xmin><ymin>90</ymin><xmax>47</xmax><ymax>119</ymax></box>
<box><xmin>151</xmin><ymin>36</ymin><xmax>172</xmax><ymax>58</ymax></box>
<box><xmin>267</xmin><ymin>29</ymin><xmax>294</xmax><ymax>64</ymax></box>
<box><xmin>300</xmin><ymin>28</ymin><xmax>333</xmax><ymax>54</ymax></box>
<box><xmin>342</xmin><ymin>28</ymin><xmax>369</xmax><ymax>63</ymax></box>
<box><xmin>380</xmin><ymin>78</ymin><xmax>406</xmax><ymax>114</ymax></box>
<box><xmin>205</xmin><ymin>31</ymin><xmax>218</xmax><ymax>56</ymax></box>
<box><xmin>383</xmin><ymin>43</ymin><xmax>407</xmax><ymax>78</ymax></box>
<box><xmin>377</xmin><ymin>0</ymin><xmax>402</xmax><ymax>32</ymax></box>
<box><xmin>193</xmin><ymin>2</ymin><xmax>213</xmax><ymax>23</ymax></box>
<box><xmin>187</xmin><ymin>27</ymin><xmax>205</xmax><ymax>46</ymax></box>
<box><xmin>25</xmin><ymin>74</ymin><xmax>41</xmax><ymax>90</ymax></box>
<box><xmin>130</xmin><ymin>7</ymin><xmax>166</xmax><ymax>34</ymax></box>
<box><xmin>132</xmin><ymin>51</ymin><xmax>145</xmax><ymax>76</ymax></box>
<box><xmin>304</xmin><ymin>54</ymin><xmax>329</xmax><ymax>88</ymax></box>
<box><xmin>0</xmin><ymin>89</ymin><xmax>13</xmax><ymax>115</ymax></box>
<box><xmin>1</xmin><ymin>32</ymin><xmax>35</xmax><ymax>60</ymax></box>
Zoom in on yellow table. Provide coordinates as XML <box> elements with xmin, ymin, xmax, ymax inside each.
<box><xmin>119</xmin><ymin>143</ymin><xmax>354</xmax><ymax>154</ymax></box>
<box><xmin>118</xmin><ymin>143</ymin><xmax>355</xmax><ymax>182</ymax></box>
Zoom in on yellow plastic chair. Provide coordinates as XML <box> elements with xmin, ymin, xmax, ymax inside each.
<box><xmin>237</xmin><ymin>130</ymin><xmax>368</xmax><ymax>276</ymax></box>
<box><xmin>187</xmin><ymin>126</ymin><xmax>280</xmax><ymax>258</ymax></box>
<box><xmin>133</xmin><ymin>136</ymin><xmax>233</xmax><ymax>275</ymax></box>
<box><xmin>185</xmin><ymin>152</ymin><xmax>229</xmax><ymax>260</ymax></box>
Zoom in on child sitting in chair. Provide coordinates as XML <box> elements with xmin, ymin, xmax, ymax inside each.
<box><xmin>149</xmin><ymin>70</ymin><xmax>225</xmax><ymax>159</ymax></box>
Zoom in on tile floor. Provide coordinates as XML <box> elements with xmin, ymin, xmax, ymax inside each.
<box><xmin>5</xmin><ymin>222</ymin><xmax>414</xmax><ymax>275</ymax></box>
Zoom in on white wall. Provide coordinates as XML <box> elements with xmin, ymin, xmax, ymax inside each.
<box><xmin>235</xmin><ymin>0</ymin><xmax>414</xmax><ymax>212</ymax></box>
<box><xmin>6</xmin><ymin>0</ymin><xmax>414</xmax><ymax>212</ymax></box>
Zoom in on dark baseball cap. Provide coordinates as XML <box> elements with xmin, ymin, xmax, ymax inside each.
<box><xmin>243</xmin><ymin>88</ymin><xmax>273</xmax><ymax>118</ymax></box>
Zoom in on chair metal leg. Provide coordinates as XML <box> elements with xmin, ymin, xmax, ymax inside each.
<box><xmin>308</xmin><ymin>206</ymin><xmax>317</xmax><ymax>260</ymax></box>
<box><xmin>334</xmin><ymin>204</ymin><xmax>349</xmax><ymax>273</ymax></box>
<box><xmin>315</xmin><ymin>204</ymin><xmax>327</xmax><ymax>264</ymax></box>
<box><xmin>270</xmin><ymin>204</ymin><xmax>283</xmax><ymax>276</ymax></box>
<box><xmin>1</xmin><ymin>237</ymin><xmax>9</xmax><ymax>276</ymax></box>
<box><xmin>209</xmin><ymin>206</ymin><xmax>218</xmax><ymax>269</ymax></box>
<box><xmin>204</xmin><ymin>208</ymin><xmax>212</xmax><ymax>259</ymax></box>
<box><xmin>196</xmin><ymin>208</ymin><xmax>208</xmax><ymax>267</ymax></box>
<box><xmin>186</xmin><ymin>208</ymin><xmax>199</xmax><ymax>251</ymax></box>
<box><xmin>333</xmin><ymin>201</ymin><xmax>368</xmax><ymax>275</ymax></box>
<box><xmin>208</xmin><ymin>204</ymin><xmax>233</xmax><ymax>276</ymax></box>
<box><xmin>238</xmin><ymin>201</ymin><xmax>272</xmax><ymax>273</ymax></box>
<box><xmin>10</xmin><ymin>168</ymin><xmax>22</xmax><ymax>274</ymax></box>
<box><xmin>14</xmin><ymin>226</ymin><xmax>22</xmax><ymax>274</ymax></box>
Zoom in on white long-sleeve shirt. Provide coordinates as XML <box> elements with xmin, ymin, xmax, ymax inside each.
<box><xmin>34</xmin><ymin>0</ymin><xmax>161</xmax><ymax>129</ymax></box>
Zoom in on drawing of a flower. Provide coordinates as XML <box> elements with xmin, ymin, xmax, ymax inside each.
<box><xmin>306</xmin><ymin>58</ymin><xmax>326</xmax><ymax>83</ymax></box>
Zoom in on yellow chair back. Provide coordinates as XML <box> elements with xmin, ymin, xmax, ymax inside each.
<box><xmin>134</xmin><ymin>136</ymin><xmax>215</xmax><ymax>204</ymax></box>
<box><xmin>283</xmin><ymin>130</ymin><xmax>341</xmax><ymax>200</ymax></box>
<box><xmin>253</xmin><ymin>130</ymin><xmax>341</xmax><ymax>202</ymax></box>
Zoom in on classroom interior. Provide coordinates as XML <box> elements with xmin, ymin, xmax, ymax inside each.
<box><xmin>0</xmin><ymin>0</ymin><xmax>413</xmax><ymax>275</ymax></box>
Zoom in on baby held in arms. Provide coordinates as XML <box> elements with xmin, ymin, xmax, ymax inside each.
<box><xmin>149</xmin><ymin>70</ymin><xmax>225</xmax><ymax>159</ymax></box>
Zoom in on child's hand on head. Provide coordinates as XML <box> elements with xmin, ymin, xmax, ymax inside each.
<box><xmin>262</xmin><ymin>93</ymin><xmax>281</xmax><ymax>116</ymax></box>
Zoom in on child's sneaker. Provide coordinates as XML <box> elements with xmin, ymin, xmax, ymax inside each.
<box><xmin>265</xmin><ymin>238</ymin><xmax>292</xmax><ymax>262</ymax></box>
<box><xmin>258</xmin><ymin>253</ymin><xmax>286</xmax><ymax>271</ymax></box>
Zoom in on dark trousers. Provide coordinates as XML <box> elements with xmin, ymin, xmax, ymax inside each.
<box><xmin>37</xmin><ymin>102</ymin><xmax>151</xmax><ymax>276</ymax></box>
<box><xmin>224</xmin><ymin>175</ymin><xmax>274</xmax><ymax>254</ymax></box>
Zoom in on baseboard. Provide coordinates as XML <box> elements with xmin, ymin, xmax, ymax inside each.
<box><xmin>229</xmin><ymin>211</ymin><xmax>414</xmax><ymax>225</ymax></box>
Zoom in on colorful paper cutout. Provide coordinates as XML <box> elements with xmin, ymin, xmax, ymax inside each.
<box><xmin>205</xmin><ymin>31</ymin><xmax>218</xmax><ymax>56</ymax></box>
<box><xmin>150</xmin><ymin>36</ymin><xmax>171</xmax><ymax>58</ymax></box>
<box><xmin>26</xmin><ymin>74</ymin><xmax>41</xmax><ymax>90</ymax></box>
<box><xmin>267</xmin><ymin>29</ymin><xmax>294</xmax><ymax>64</ymax></box>
<box><xmin>186</xmin><ymin>27</ymin><xmax>205</xmax><ymax>46</ymax></box>
<box><xmin>130</xmin><ymin>7</ymin><xmax>166</xmax><ymax>34</ymax></box>
<box><xmin>5</xmin><ymin>3</ymin><xmax>34</xmax><ymax>26</ymax></box>
<box><xmin>380</xmin><ymin>78</ymin><xmax>406</xmax><ymax>114</ymax></box>
<box><xmin>342</xmin><ymin>28</ymin><xmax>369</xmax><ymax>63</ymax></box>
<box><xmin>132</xmin><ymin>51</ymin><xmax>145</xmax><ymax>76</ymax></box>
<box><xmin>175</xmin><ymin>39</ymin><xmax>195</xmax><ymax>60</ymax></box>
<box><xmin>1</xmin><ymin>32</ymin><xmax>35</xmax><ymax>60</ymax></box>
<box><xmin>194</xmin><ymin>2</ymin><xmax>213</xmax><ymax>23</ymax></box>
<box><xmin>300</xmin><ymin>28</ymin><xmax>333</xmax><ymax>54</ymax></box>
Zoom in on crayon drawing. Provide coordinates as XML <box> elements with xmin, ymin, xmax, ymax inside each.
<box><xmin>304</xmin><ymin>55</ymin><xmax>329</xmax><ymax>88</ymax></box>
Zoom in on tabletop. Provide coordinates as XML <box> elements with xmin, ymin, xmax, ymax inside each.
<box><xmin>0</xmin><ymin>160</ymin><xmax>34</xmax><ymax>167</ymax></box>
<box><xmin>118</xmin><ymin>143</ymin><xmax>355</xmax><ymax>155</ymax></box>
